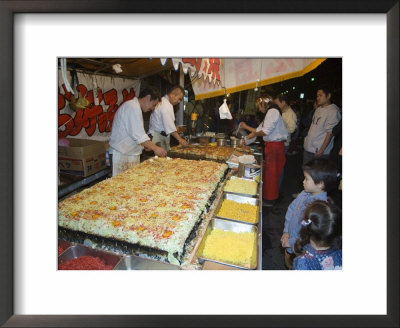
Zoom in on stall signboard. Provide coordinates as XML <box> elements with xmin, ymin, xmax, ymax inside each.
<box><xmin>58</xmin><ymin>70</ymin><xmax>141</xmax><ymax>141</ymax></box>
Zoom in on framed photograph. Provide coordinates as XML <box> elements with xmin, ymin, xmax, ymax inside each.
<box><xmin>1</xmin><ymin>1</ymin><xmax>398</xmax><ymax>327</ymax></box>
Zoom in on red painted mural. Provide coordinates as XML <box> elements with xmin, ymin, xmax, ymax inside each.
<box><xmin>58</xmin><ymin>84</ymin><xmax>135</xmax><ymax>138</ymax></box>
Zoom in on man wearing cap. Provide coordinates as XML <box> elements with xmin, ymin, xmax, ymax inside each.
<box><xmin>148</xmin><ymin>85</ymin><xmax>188</xmax><ymax>151</ymax></box>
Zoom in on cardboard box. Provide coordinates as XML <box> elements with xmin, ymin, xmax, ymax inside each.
<box><xmin>58</xmin><ymin>138</ymin><xmax>106</xmax><ymax>177</ymax></box>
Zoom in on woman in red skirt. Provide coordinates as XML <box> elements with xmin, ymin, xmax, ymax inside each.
<box><xmin>239</xmin><ymin>94</ymin><xmax>288</xmax><ymax>207</ymax></box>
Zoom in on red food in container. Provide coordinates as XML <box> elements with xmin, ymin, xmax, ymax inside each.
<box><xmin>58</xmin><ymin>245</ymin><xmax>122</xmax><ymax>270</ymax></box>
<box><xmin>58</xmin><ymin>256</ymin><xmax>113</xmax><ymax>270</ymax></box>
<box><xmin>58</xmin><ymin>240</ymin><xmax>71</xmax><ymax>255</ymax></box>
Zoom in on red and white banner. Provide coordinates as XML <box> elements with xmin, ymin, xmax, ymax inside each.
<box><xmin>58</xmin><ymin>70</ymin><xmax>141</xmax><ymax>140</ymax></box>
<box><xmin>161</xmin><ymin>58</ymin><xmax>223</xmax><ymax>84</ymax></box>
<box><xmin>189</xmin><ymin>58</ymin><xmax>326</xmax><ymax>100</ymax></box>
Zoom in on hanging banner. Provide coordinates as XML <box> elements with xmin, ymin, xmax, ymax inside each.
<box><xmin>191</xmin><ymin>58</ymin><xmax>326</xmax><ymax>100</ymax></box>
<box><xmin>58</xmin><ymin>70</ymin><xmax>141</xmax><ymax>140</ymax></box>
<box><xmin>160</xmin><ymin>58</ymin><xmax>223</xmax><ymax>84</ymax></box>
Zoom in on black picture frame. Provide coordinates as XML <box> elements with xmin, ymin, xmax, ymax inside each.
<box><xmin>1</xmin><ymin>1</ymin><xmax>398</xmax><ymax>327</ymax></box>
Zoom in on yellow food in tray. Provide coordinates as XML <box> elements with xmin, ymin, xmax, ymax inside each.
<box><xmin>217</xmin><ymin>199</ymin><xmax>258</xmax><ymax>223</ymax></box>
<box><xmin>201</xmin><ymin>228</ymin><xmax>256</xmax><ymax>268</ymax></box>
<box><xmin>223</xmin><ymin>178</ymin><xmax>258</xmax><ymax>195</ymax></box>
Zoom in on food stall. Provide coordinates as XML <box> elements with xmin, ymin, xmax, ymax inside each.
<box><xmin>58</xmin><ymin>57</ymin><xmax>325</xmax><ymax>270</ymax></box>
<box><xmin>58</xmin><ymin>138</ymin><xmax>264</xmax><ymax>270</ymax></box>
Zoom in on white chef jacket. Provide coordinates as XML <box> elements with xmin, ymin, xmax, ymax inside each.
<box><xmin>148</xmin><ymin>96</ymin><xmax>177</xmax><ymax>136</ymax></box>
<box><xmin>256</xmin><ymin>107</ymin><xmax>288</xmax><ymax>142</ymax></box>
<box><xmin>109</xmin><ymin>98</ymin><xmax>150</xmax><ymax>156</ymax></box>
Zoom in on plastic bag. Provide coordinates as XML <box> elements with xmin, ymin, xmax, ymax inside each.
<box><xmin>219</xmin><ymin>99</ymin><xmax>232</xmax><ymax>120</ymax></box>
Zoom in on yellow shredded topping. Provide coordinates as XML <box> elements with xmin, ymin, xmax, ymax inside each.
<box><xmin>201</xmin><ymin>228</ymin><xmax>256</xmax><ymax>268</ymax></box>
<box><xmin>224</xmin><ymin>178</ymin><xmax>258</xmax><ymax>195</ymax></box>
<box><xmin>217</xmin><ymin>199</ymin><xmax>258</xmax><ymax>223</ymax></box>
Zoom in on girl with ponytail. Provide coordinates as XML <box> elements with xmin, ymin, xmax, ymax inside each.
<box><xmin>293</xmin><ymin>200</ymin><xmax>342</xmax><ymax>270</ymax></box>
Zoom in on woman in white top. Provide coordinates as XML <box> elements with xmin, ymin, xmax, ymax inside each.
<box><xmin>239</xmin><ymin>94</ymin><xmax>288</xmax><ymax>206</ymax></box>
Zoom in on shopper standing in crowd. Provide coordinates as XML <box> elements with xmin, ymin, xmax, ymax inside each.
<box><xmin>329</xmin><ymin>119</ymin><xmax>342</xmax><ymax>176</ymax></box>
<box><xmin>287</xmin><ymin>100</ymin><xmax>303</xmax><ymax>155</ymax></box>
<box><xmin>239</xmin><ymin>94</ymin><xmax>288</xmax><ymax>207</ymax></box>
<box><xmin>148</xmin><ymin>85</ymin><xmax>188</xmax><ymax>151</ymax></box>
<box><xmin>109</xmin><ymin>86</ymin><xmax>167</xmax><ymax>177</ymax></box>
<box><xmin>300</xmin><ymin>99</ymin><xmax>317</xmax><ymax>139</ymax></box>
<box><xmin>303</xmin><ymin>87</ymin><xmax>341</xmax><ymax>165</ymax></box>
<box><xmin>274</xmin><ymin>94</ymin><xmax>297</xmax><ymax>153</ymax></box>
<box><xmin>329</xmin><ymin>119</ymin><xmax>343</xmax><ymax>208</ymax></box>
<box><xmin>280</xmin><ymin>158</ymin><xmax>338</xmax><ymax>269</ymax></box>
<box><xmin>274</xmin><ymin>94</ymin><xmax>297</xmax><ymax>190</ymax></box>
<box><xmin>293</xmin><ymin>200</ymin><xmax>342</xmax><ymax>270</ymax></box>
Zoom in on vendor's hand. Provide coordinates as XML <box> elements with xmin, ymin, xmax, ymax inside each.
<box><xmin>143</xmin><ymin>145</ymin><xmax>151</xmax><ymax>152</ymax></box>
<box><xmin>179</xmin><ymin>138</ymin><xmax>188</xmax><ymax>147</ymax></box>
<box><xmin>239</xmin><ymin>122</ymin><xmax>247</xmax><ymax>130</ymax></box>
<box><xmin>247</xmin><ymin>132</ymin><xmax>256</xmax><ymax>139</ymax></box>
<box><xmin>280</xmin><ymin>233</ymin><xmax>290</xmax><ymax>248</ymax></box>
<box><xmin>154</xmin><ymin>146</ymin><xmax>167</xmax><ymax>157</ymax></box>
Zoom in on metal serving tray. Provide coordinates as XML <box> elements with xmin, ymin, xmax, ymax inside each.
<box><xmin>196</xmin><ymin>218</ymin><xmax>258</xmax><ymax>270</ymax></box>
<box><xmin>114</xmin><ymin>255</ymin><xmax>180</xmax><ymax>270</ymax></box>
<box><xmin>215</xmin><ymin>193</ymin><xmax>260</xmax><ymax>225</ymax></box>
<box><xmin>58</xmin><ymin>245</ymin><xmax>123</xmax><ymax>270</ymax></box>
<box><xmin>223</xmin><ymin>176</ymin><xmax>260</xmax><ymax>198</ymax></box>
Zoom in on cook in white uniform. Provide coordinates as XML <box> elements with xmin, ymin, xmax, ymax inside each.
<box><xmin>148</xmin><ymin>85</ymin><xmax>188</xmax><ymax>151</ymax></box>
<box><xmin>109</xmin><ymin>86</ymin><xmax>167</xmax><ymax>176</ymax></box>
